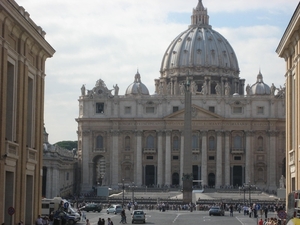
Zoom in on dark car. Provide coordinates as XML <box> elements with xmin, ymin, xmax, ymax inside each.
<box><xmin>53</xmin><ymin>210</ymin><xmax>80</xmax><ymax>225</ymax></box>
<box><xmin>82</xmin><ymin>203</ymin><xmax>102</xmax><ymax>212</ymax></box>
<box><xmin>209</xmin><ymin>206</ymin><xmax>225</xmax><ymax>216</ymax></box>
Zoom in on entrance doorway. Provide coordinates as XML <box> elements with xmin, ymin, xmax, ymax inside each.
<box><xmin>208</xmin><ymin>173</ymin><xmax>215</xmax><ymax>187</ymax></box>
<box><xmin>172</xmin><ymin>173</ymin><xmax>179</xmax><ymax>185</ymax></box>
<box><xmin>232</xmin><ymin>166</ymin><xmax>243</xmax><ymax>186</ymax></box>
<box><xmin>145</xmin><ymin>165</ymin><xmax>155</xmax><ymax>186</ymax></box>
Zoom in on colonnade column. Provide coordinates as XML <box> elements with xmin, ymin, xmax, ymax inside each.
<box><xmin>180</xmin><ymin>131</ymin><xmax>184</xmax><ymax>186</ymax></box>
<box><xmin>201</xmin><ymin>131</ymin><xmax>207</xmax><ymax>187</ymax></box>
<box><xmin>268</xmin><ymin>131</ymin><xmax>277</xmax><ymax>190</ymax></box>
<box><xmin>111</xmin><ymin>130</ymin><xmax>119</xmax><ymax>186</ymax></box>
<box><xmin>136</xmin><ymin>131</ymin><xmax>143</xmax><ymax>186</ymax></box>
<box><xmin>224</xmin><ymin>131</ymin><xmax>230</xmax><ymax>186</ymax></box>
<box><xmin>215</xmin><ymin>131</ymin><xmax>223</xmax><ymax>188</ymax></box>
<box><xmin>165</xmin><ymin>130</ymin><xmax>171</xmax><ymax>186</ymax></box>
<box><xmin>157</xmin><ymin>131</ymin><xmax>163</xmax><ymax>187</ymax></box>
<box><xmin>245</xmin><ymin>131</ymin><xmax>253</xmax><ymax>183</ymax></box>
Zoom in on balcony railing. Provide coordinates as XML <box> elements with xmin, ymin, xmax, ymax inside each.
<box><xmin>143</xmin><ymin>148</ymin><xmax>157</xmax><ymax>154</ymax></box>
<box><xmin>231</xmin><ymin>148</ymin><xmax>244</xmax><ymax>154</ymax></box>
<box><xmin>192</xmin><ymin>148</ymin><xmax>200</xmax><ymax>154</ymax></box>
<box><xmin>94</xmin><ymin>148</ymin><xmax>106</xmax><ymax>153</ymax></box>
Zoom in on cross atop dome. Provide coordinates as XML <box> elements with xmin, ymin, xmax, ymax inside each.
<box><xmin>190</xmin><ymin>0</ymin><xmax>211</xmax><ymax>28</ymax></box>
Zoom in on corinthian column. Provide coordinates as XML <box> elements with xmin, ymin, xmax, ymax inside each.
<box><xmin>111</xmin><ymin>130</ymin><xmax>119</xmax><ymax>186</ymax></box>
<box><xmin>157</xmin><ymin>131</ymin><xmax>163</xmax><ymax>187</ymax></box>
<box><xmin>201</xmin><ymin>131</ymin><xmax>207</xmax><ymax>187</ymax></box>
<box><xmin>224</xmin><ymin>131</ymin><xmax>230</xmax><ymax>186</ymax></box>
<box><xmin>215</xmin><ymin>131</ymin><xmax>223</xmax><ymax>188</ymax></box>
<box><xmin>136</xmin><ymin>131</ymin><xmax>143</xmax><ymax>186</ymax></box>
<box><xmin>245</xmin><ymin>131</ymin><xmax>253</xmax><ymax>183</ymax></box>
<box><xmin>165</xmin><ymin>130</ymin><xmax>171</xmax><ymax>186</ymax></box>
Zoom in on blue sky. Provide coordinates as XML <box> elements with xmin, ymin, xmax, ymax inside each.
<box><xmin>15</xmin><ymin>0</ymin><xmax>299</xmax><ymax>143</ymax></box>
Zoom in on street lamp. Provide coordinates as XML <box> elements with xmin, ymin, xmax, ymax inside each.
<box><xmin>131</xmin><ymin>182</ymin><xmax>135</xmax><ymax>207</ymax></box>
<box><xmin>122</xmin><ymin>179</ymin><xmax>125</xmax><ymax>208</ymax></box>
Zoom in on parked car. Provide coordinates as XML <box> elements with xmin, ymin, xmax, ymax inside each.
<box><xmin>53</xmin><ymin>210</ymin><xmax>80</xmax><ymax>225</ymax></box>
<box><xmin>209</xmin><ymin>206</ymin><xmax>225</xmax><ymax>216</ymax></box>
<box><xmin>106</xmin><ymin>204</ymin><xmax>122</xmax><ymax>214</ymax></box>
<box><xmin>81</xmin><ymin>203</ymin><xmax>102</xmax><ymax>212</ymax></box>
<box><xmin>131</xmin><ymin>210</ymin><xmax>146</xmax><ymax>224</ymax></box>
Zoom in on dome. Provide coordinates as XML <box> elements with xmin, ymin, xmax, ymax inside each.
<box><xmin>160</xmin><ymin>0</ymin><xmax>239</xmax><ymax>79</ymax></box>
<box><xmin>125</xmin><ymin>71</ymin><xmax>149</xmax><ymax>96</ymax></box>
<box><xmin>249</xmin><ymin>71</ymin><xmax>271</xmax><ymax>95</ymax></box>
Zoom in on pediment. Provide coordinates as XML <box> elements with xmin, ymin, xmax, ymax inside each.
<box><xmin>164</xmin><ymin>105</ymin><xmax>223</xmax><ymax>120</ymax></box>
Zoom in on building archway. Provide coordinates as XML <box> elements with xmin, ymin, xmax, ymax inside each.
<box><xmin>93</xmin><ymin>155</ymin><xmax>106</xmax><ymax>186</ymax></box>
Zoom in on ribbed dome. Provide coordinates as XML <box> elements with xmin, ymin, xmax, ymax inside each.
<box><xmin>249</xmin><ymin>71</ymin><xmax>271</xmax><ymax>95</ymax></box>
<box><xmin>160</xmin><ymin>0</ymin><xmax>239</xmax><ymax>79</ymax></box>
<box><xmin>125</xmin><ymin>71</ymin><xmax>149</xmax><ymax>96</ymax></box>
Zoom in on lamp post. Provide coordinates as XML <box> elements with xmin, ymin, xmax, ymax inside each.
<box><xmin>131</xmin><ymin>182</ymin><xmax>135</xmax><ymax>205</ymax></box>
<box><xmin>122</xmin><ymin>179</ymin><xmax>125</xmax><ymax>208</ymax></box>
<box><xmin>239</xmin><ymin>186</ymin><xmax>246</xmax><ymax>206</ymax></box>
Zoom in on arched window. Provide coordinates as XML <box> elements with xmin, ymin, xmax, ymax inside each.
<box><xmin>125</xmin><ymin>136</ymin><xmax>130</xmax><ymax>150</ymax></box>
<box><xmin>173</xmin><ymin>136</ymin><xmax>179</xmax><ymax>150</ymax></box>
<box><xmin>96</xmin><ymin>135</ymin><xmax>103</xmax><ymax>148</ymax></box>
<box><xmin>258</xmin><ymin>136</ymin><xmax>263</xmax><ymax>151</ymax></box>
<box><xmin>234</xmin><ymin>135</ymin><xmax>242</xmax><ymax>149</ymax></box>
<box><xmin>192</xmin><ymin>135</ymin><xmax>198</xmax><ymax>148</ymax></box>
<box><xmin>146</xmin><ymin>135</ymin><xmax>154</xmax><ymax>149</ymax></box>
<box><xmin>209</xmin><ymin>136</ymin><xmax>215</xmax><ymax>150</ymax></box>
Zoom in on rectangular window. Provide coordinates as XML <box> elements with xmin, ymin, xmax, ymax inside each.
<box><xmin>96</xmin><ymin>103</ymin><xmax>104</xmax><ymax>113</ymax></box>
<box><xmin>146</xmin><ymin>156</ymin><xmax>153</xmax><ymax>160</ymax></box>
<box><xmin>125</xmin><ymin>106</ymin><xmax>131</xmax><ymax>114</ymax></box>
<box><xmin>173</xmin><ymin>106</ymin><xmax>179</xmax><ymax>112</ymax></box>
<box><xmin>208</xmin><ymin>156</ymin><xmax>214</xmax><ymax>160</ymax></box>
<box><xmin>233</xmin><ymin>107</ymin><xmax>242</xmax><ymax>114</ymax></box>
<box><xmin>234</xmin><ymin>156</ymin><xmax>241</xmax><ymax>160</ymax></box>
<box><xmin>173</xmin><ymin>155</ymin><xmax>179</xmax><ymax>160</ymax></box>
<box><xmin>257</xmin><ymin>106</ymin><xmax>264</xmax><ymax>114</ymax></box>
<box><xmin>6</xmin><ymin>61</ymin><xmax>15</xmax><ymax>141</ymax></box>
<box><xmin>66</xmin><ymin>172</ymin><xmax>69</xmax><ymax>180</ymax></box>
<box><xmin>146</xmin><ymin>107</ymin><xmax>154</xmax><ymax>113</ymax></box>
<box><xmin>27</xmin><ymin>76</ymin><xmax>34</xmax><ymax>147</ymax></box>
<box><xmin>209</xmin><ymin>106</ymin><xmax>215</xmax><ymax>113</ymax></box>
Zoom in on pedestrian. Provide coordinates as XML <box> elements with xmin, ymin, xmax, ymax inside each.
<box><xmin>86</xmin><ymin>219</ymin><xmax>90</xmax><ymax>225</ymax></box>
<box><xmin>102</xmin><ymin>218</ymin><xmax>105</xmax><ymax>225</ymax></box>
<box><xmin>36</xmin><ymin>215</ymin><xmax>43</xmax><ymax>225</ymax></box>
<box><xmin>229</xmin><ymin>205</ymin><xmax>233</xmax><ymax>217</ymax></box>
<box><xmin>98</xmin><ymin>217</ymin><xmax>103</xmax><ymax>225</ymax></box>
<box><xmin>120</xmin><ymin>209</ymin><xmax>126</xmax><ymax>223</ymax></box>
<box><xmin>249</xmin><ymin>207</ymin><xmax>252</xmax><ymax>218</ymax></box>
<box><xmin>258</xmin><ymin>218</ymin><xmax>263</xmax><ymax>225</ymax></box>
<box><xmin>107</xmin><ymin>217</ymin><xmax>113</xmax><ymax>225</ymax></box>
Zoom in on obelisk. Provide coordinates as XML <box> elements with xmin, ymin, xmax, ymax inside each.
<box><xmin>182</xmin><ymin>76</ymin><xmax>193</xmax><ymax>204</ymax></box>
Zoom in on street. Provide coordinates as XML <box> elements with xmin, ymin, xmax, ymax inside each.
<box><xmin>78</xmin><ymin>209</ymin><xmax>265</xmax><ymax>225</ymax></box>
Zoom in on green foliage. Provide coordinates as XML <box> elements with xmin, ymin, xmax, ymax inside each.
<box><xmin>55</xmin><ymin>141</ymin><xmax>78</xmax><ymax>150</ymax></box>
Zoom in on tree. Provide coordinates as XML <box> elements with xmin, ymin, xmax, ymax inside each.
<box><xmin>55</xmin><ymin>141</ymin><xmax>77</xmax><ymax>150</ymax></box>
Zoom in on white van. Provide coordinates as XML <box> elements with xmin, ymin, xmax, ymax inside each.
<box><xmin>41</xmin><ymin>197</ymin><xmax>80</xmax><ymax>221</ymax></box>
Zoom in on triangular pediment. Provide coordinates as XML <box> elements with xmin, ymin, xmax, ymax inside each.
<box><xmin>164</xmin><ymin>105</ymin><xmax>223</xmax><ymax>120</ymax></box>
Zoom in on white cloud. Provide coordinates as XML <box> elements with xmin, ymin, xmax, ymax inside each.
<box><xmin>15</xmin><ymin>0</ymin><xmax>296</xmax><ymax>143</ymax></box>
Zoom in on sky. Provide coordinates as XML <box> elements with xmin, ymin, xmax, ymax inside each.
<box><xmin>15</xmin><ymin>0</ymin><xmax>299</xmax><ymax>144</ymax></box>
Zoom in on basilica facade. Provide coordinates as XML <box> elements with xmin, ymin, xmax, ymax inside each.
<box><xmin>77</xmin><ymin>0</ymin><xmax>285</xmax><ymax>193</ymax></box>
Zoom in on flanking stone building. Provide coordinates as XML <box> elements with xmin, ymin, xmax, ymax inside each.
<box><xmin>0</xmin><ymin>0</ymin><xmax>55</xmax><ymax>224</ymax></box>
<box><xmin>77</xmin><ymin>1</ymin><xmax>285</xmax><ymax>193</ymax></box>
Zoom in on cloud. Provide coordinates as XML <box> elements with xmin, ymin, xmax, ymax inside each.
<box><xmin>15</xmin><ymin>0</ymin><xmax>296</xmax><ymax>143</ymax></box>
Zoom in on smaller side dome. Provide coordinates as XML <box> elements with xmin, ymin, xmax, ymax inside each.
<box><xmin>125</xmin><ymin>71</ymin><xmax>149</xmax><ymax>96</ymax></box>
<box><xmin>249</xmin><ymin>71</ymin><xmax>270</xmax><ymax>95</ymax></box>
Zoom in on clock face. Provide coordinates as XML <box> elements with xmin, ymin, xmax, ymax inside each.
<box><xmin>98</xmin><ymin>89</ymin><xmax>103</xmax><ymax>94</ymax></box>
